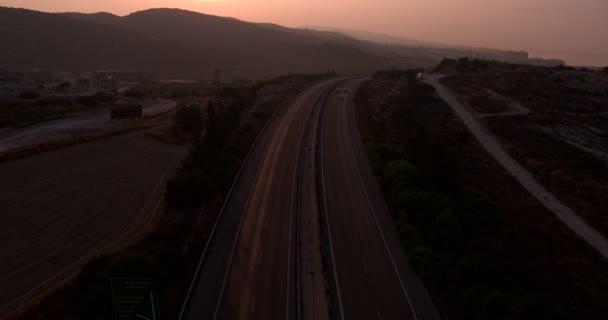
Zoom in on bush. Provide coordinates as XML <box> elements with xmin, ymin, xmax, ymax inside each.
<box><xmin>364</xmin><ymin>140</ymin><xmax>400</xmax><ymax>174</ymax></box>
<box><xmin>175</xmin><ymin>104</ymin><xmax>202</xmax><ymax>138</ymax></box>
<box><xmin>383</xmin><ymin>160</ymin><xmax>419</xmax><ymax>192</ymax></box>
<box><xmin>165</xmin><ymin>170</ymin><xmax>212</xmax><ymax>209</ymax></box>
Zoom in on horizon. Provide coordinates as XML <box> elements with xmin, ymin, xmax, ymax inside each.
<box><xmin>0</xmin><ymin>0</ymin><xmax>607</xmax><ymax>67</ymax></box>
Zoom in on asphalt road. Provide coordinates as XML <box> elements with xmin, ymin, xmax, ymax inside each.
<box><xmin>0</xmin><ymin>99</ymin><xmax>175</xmax><ymax>152</ymax></box>
<box><xmin>425</xmin><ymin>75</ymin><xmax>608</xmax><ymax>259</ymax></box>
<box><xmin>320</xmin><ymin>79</ymin><xmax>440</xmax><ymax>320</ymax></box>
<box><xmin>181</xmin><ymin>77</ymin><xmax>440</xmax><ymax>320</ymax></box>
<box><xmin>180</xmin><ymin>79</ymin><xmax>342</xmax><ymax>320</ymax></box>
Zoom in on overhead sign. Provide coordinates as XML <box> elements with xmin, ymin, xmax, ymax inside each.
<box><xmin>111</xmin><ymin>278</ymin><xmax>160</xmax><ymax>320</ymax></box>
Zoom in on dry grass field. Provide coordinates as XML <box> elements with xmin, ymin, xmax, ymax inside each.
<box><xmin>0</xmin><ymin>132</ymin><xmax>185</xmax><ymax>317</ymax></box>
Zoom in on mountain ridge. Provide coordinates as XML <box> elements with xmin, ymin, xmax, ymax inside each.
<box><xmin>0</xmin><ymin>7</ymin><xmax>563</xmax><ymax>79</ymax></box>
<box><xmin>1</xmin><ymin>7</ymin><xmax>399</xmax><ymax>79</ymax></box>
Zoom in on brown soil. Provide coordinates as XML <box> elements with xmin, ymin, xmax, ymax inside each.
<box><xmin>0</xmin><ymin>132</ymin><xmax>186</xmax><ymax>318</ymax></box>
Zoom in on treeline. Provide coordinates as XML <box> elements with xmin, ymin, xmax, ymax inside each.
<box><xmin>166</xmin><ymin>98</ymin><xmax>248</xmax><ymax>209</ymax></box>
<box><xmin>363</xmin><ymin>135</ymin><xmax>541</xmax><ymax>319</ymax></box>
<box><xmin>124</xmin><ymin>81</ymin><xmax>212</xmax><ymax>100</ymax></box>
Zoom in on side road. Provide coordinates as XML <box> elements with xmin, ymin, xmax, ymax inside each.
<box><xmin>425</xmin><ymin>75</ymin><xmax>608</xmax><ymax>260</ymax></box>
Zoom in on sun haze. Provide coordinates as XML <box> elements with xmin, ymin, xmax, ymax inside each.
<box><xmin>0</xmin><ymin>0</ymin><xmax>606</xmax><ymax>66</ymax></box>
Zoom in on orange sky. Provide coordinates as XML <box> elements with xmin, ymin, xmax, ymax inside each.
<box><xmin>1</xmin><ymin>0</ymin><xmax>607</xmax><ymax>66</ymax></box>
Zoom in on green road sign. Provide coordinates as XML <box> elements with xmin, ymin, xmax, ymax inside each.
<box><xmin>111</xmin><ymin>278</ymin><xmax>160</xmax><ymax>320</ymax></box>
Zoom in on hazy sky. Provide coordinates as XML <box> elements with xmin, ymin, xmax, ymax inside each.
<box><xmin>1</xmin><ymin>0</ymin><xmax>607</xmax><ymax>66</ymax></box>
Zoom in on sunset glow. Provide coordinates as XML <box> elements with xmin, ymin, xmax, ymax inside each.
<box><xmin>0</xmin><ymin>0</ymin><xmax>606</xmax><ymax>65</ymax></box>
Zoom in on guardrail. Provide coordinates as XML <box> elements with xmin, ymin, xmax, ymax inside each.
<box><xmin>177</xmin><ymin>90</ymin><xmax>302</xmax><ymax>320</ymax></box>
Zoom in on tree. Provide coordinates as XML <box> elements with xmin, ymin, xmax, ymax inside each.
<box><xmin>165</xmin><ymin>170</ymin><xmax>212</xmax><ymax>209</ymax></box>
<box><xmin>205</xmin><ymin>101</ymin><xmax>222</xmax><ymax>146</ymax></box>
<box><xmin>175</xmin><ymin>104</ymin><xmax>202</xmax><ymax>139</ymax></box>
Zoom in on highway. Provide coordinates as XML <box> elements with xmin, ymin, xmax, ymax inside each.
<box><xmin>180</xmin><ymin>78</ymin><xmax>440</xmax><ymax>320</ymax></box>
<box><xmin>180</xmin><ymin>79</ymin><xmax>342</xmax><ymax>320</ymax></box>
<box><xmin>319</xmin><ymin>79</ymin><xmax>440</xmax><ymax>320</ymax></box>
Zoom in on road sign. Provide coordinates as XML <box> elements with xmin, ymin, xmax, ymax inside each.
<box><xmin>111</xmin><ymin>278</ymin><xmax>160</xmax><ymax>320</ymax></box>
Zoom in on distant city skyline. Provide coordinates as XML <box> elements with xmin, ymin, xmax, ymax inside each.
<box><xmin>1</xmin><ymin>0</ymin><xmax>607</xmax><ymax>66</ymax></box>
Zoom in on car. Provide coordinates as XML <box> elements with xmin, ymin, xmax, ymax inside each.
<box><xmin>416</xmin><ymin>73</ymin><xmax>425</xmax><ymax>80</ymax></box>
<box><xmin>338</xmin><ymin>94</ymin><xmax>344</xmax><ymax>100</ymax></box>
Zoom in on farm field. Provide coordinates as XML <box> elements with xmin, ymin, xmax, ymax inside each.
<box><xmin>0</xmin><ymin>132</ymin><xmax>185</xmax><ymax>317</ymax></box>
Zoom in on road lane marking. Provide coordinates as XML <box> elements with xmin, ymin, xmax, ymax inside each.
<box><xmin>376</xmin><ymin>309</ymin><xmax>382</xmax><ymax>320</ymax></box>
<box><xmin>257</xmin><ymin>252</ymin><xmax>263</xmax><ymax>265</ymax></box>
<box><xmin>362</xmin><ymin>261</ymin><xmax>368</xmax><ymax>273</ymax></box>
<box><xmin>342</xmin><ymin>82</ymin><xmax>419</xmax><ymax>320</ymax></box>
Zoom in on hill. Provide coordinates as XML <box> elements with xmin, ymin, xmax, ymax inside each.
<box><xmin>1</xmin><ymin>7</ymin><xmax>393</xmax><ymax>79</ymax></box>
<box><xmin>0</xmin><ymin>7</ymin><xmax>562</xmax><ymax>79</ymax></box>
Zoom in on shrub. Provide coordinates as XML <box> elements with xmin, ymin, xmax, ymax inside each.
<box><xmin>383</xmin><ymin>160</ymin><xmax>419</xmax><ymax>192</ymax></box>
<box><xmin>165</xmin><ymin>170</ymin><xmax>212</xmax><ymax>209</ymax></box>
<box><xmin>175</xmin><ymin>104</ymin><xmax>202</xmax><ymax>138</ymax></box>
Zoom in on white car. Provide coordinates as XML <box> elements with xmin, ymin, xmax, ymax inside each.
<box><xmin>416</xmin><ymin>73</ymin><xmax>425</xmax><ymax>80</ymax></box>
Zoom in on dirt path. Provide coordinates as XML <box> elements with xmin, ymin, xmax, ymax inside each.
<box><xmin>426</xmin><ymin>75</ymin><xmax>608</xmax><ymax>259</ymax></box>
<box><xmin>0</xmin><ymin>132</ymin><xmax>185</xmax><ymax>318</ymax></box>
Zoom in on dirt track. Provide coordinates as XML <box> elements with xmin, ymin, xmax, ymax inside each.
<box><xmin>0</xmin><ymin>132</ymin><xmax>185</xmax><ymax>317</ymax></box>
<box><xmin>426</xmin><ymin>75</ymin><xmax>608</xmax><ymax>259</ymax></box>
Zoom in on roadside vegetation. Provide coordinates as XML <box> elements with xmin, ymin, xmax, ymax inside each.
<box><xmin>435</xmin><ymin>58</ymin><xmax>608</xmax><ymax>236</ymax></box>
<box><xmin>124</xmin><ymin>81</ymin><xmax>212</xmax><ymax>100</ymax></box>
<box><xmin>16</xmin><ymin>73</ymin><xmax>333</xmax><ymax>320</ymax></box>
<box><xmin>356</xmin><ymin>69</ymin><xmax>608</xmax><ymax>319</ymax></box>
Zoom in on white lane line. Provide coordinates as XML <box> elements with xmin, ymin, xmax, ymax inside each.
<box><xmin>362</xmin><ymin>261</ymin><xmax>368</xmax><ymax>273</ymax></box>
<box><xmin>257</xmin><ymin>252</ymin><xmax>263</xmax><ymax>265</ymax></box>
<box><xmin>344</xmin><ymin>91</ymin><xmax>419</xmax><ymax>320</ymax></box>
<box><xmin>250</xmin><ymin>296</ymin><xmax>256</xmax><ymax>313</ymax></box>
<box><xmin>183</xmin><ymin>83</ymin><xmax>298</xmax><ymax>320</ymax></box>
<box><xmin>376</xmin><ymin>309</ymin><xmax>382</xmax><ymax>320</ymax></box>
